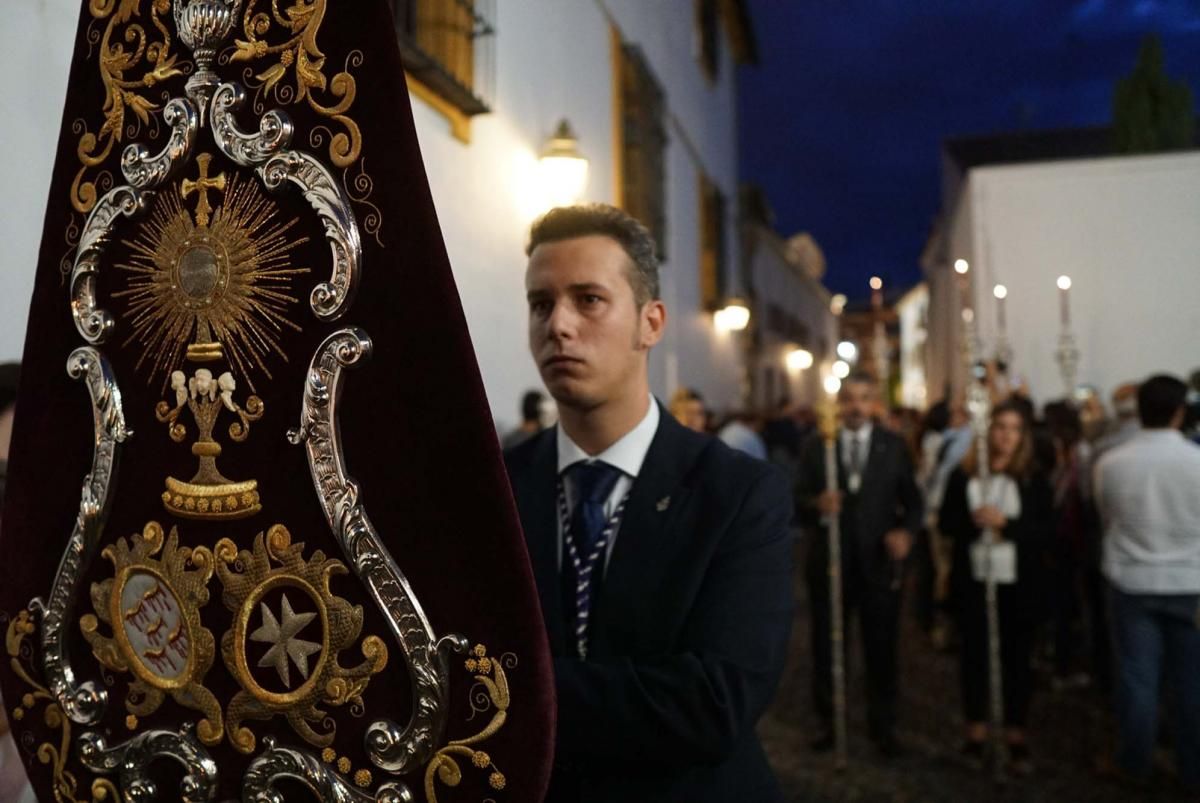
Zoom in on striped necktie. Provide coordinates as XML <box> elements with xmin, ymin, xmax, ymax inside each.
<box><xmin>561</xmin><ymin>461</ymin><xmax>624</xmax><ymax>659</ymax></box>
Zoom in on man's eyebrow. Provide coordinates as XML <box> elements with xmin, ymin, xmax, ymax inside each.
<box><xmin>566</xmin><ymin>282</ymin><xmax>607</xmax><ymax>293</ymax></box>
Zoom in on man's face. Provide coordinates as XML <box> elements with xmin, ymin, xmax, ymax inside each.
<box><xmin>838</xmin><ymin>380</ymin><xmax>875</xmax><ymax>431</ymax></box>
<box><xmin>526</xmin><ymin>235</ymin><xmax>665</xmax><ymax>412</ymax></box>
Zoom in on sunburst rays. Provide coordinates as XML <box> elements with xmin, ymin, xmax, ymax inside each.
<box><xmin>115</xmin><ymin>175</ymin><xmax>310</xmax><ymax>392</ymax></box>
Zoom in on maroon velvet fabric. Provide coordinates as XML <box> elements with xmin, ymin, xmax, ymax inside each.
<box><xmin>0</xmin><ymin>2</ymin><xmax>554</xmax><ymax>800</ymax></box>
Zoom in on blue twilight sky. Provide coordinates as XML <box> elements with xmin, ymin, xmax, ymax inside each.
<box><xmin>738</xmin><ymin>0</ymin><xmax>1200</xmax><ymax>300</ymax></box>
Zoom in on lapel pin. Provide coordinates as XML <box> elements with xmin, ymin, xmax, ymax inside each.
<box><xmin>656</xmin><ymin>496</ymin><xmax>671</xmax><ymax>512</ymax></box>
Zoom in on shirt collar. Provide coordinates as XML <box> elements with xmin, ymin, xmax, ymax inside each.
<box><xmin>557</xmin><ymin>396</ymin><xmax>660</xmax><ymax>478</ymax></box>
<box><xmin>841</xmin><ymin>422</ymin><xmax>873</xmax><ymax>445</ymax></box>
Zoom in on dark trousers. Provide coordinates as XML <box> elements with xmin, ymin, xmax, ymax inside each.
<box><xmin>1109</xmin><ymin>588</ymin><xmax>1200</xmax><ymax>786</ymax></box>
<box><xmin>957</xmin><ymin>584</ymin><xmax>1035</xmax><ymax>727</ymax></box>
<box><xmin>807</xmin><ymin>540</ymin><xmax>901</xmax><ymax>740</ymax></box>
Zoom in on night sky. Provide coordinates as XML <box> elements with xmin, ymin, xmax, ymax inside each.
<box><xmin>739</xmin><ymin>0</ymin><xmax>1200</xmax><ymax>300</ymax></box>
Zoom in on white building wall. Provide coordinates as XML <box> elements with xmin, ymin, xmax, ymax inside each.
<box><xmin>0</xmin><ymin>0</ymin><xmax>78</xmax><ymax>364</ymax></box>
<box><xmin>0</xmin><ymin>1</ymin><xmax>747</xmax><ymax>435</ymax></box>
<box><xmin>938</xmin><ymin>151</ymin><xmax>1200</xmax><ymax>406</ymax></box>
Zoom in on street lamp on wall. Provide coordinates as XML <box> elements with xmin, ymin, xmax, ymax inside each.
<box><xmin>538</xmin><ymin>119</ymin><xmax>589</xmax><ymax>208</ymax></box>
<box><xmin>786</xmin><ymin>347</ymin><xmax>814</xmax><ymax>373</ymax></box>
<box><xmin>714</xmin><ymin>297</ymin><xmax>751</xmax><ymax>332</ymax></box>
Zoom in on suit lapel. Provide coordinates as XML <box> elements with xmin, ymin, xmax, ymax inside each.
<box><xmin>589</xmin><ymin>411</ymin><xmax>702</xmax><ymax>657</ymax></box>
<box><xmin>861</xmin><ymin>427</ymin><xmax>888</xmax><ymax>491</ymax></box>
<box><xmin>513</xmin><ymin>432</ymin><xmax>568</xmax><ymax>655</ymax></box>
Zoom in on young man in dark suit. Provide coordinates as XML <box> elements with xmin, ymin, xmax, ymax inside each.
<box><xmin>799</xmin><ymin>372</ymin><xmax>923</xmax><ymax>757</ymax></box>
<box><xmin>504</xmin><ymin>204</ymin><xmax>794</xmax><ymax>802</ymax></box>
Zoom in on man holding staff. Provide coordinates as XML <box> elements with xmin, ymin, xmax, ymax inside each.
<box><xmin>800</xmin><ymin>371</ymin><xmax>923</xmax><ymax>757</ymax></box>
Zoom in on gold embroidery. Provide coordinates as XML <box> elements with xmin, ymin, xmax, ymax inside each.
<box><xmin>79</xmin><ymin>522</ymin><xmax>224</xmax><ymax>745</ymax></box>
<box><xmin>114</xmin><ymin>170</ymin><xmax>309</xmax><ymax>391</ymax></box>
<box><xmin>180</xmin><ymin>153</ymin><xmax>227</xmax><ymax>228</ymax></box>
<box><xmin>215</xmin><ymin>525</ymin><xmax>388</xmax><ymax>754</ymax></box>
<box><xmin>424</xmin><ymin>644</ymin><xmax>513</xmax><ymax>803</ymax></box>
<box><xmin>229</xmin><ymin>0</ymin><xmax>362</xmax><ymax>167</ymax></box>
<box><xmin>156</xmin><ymin>366</ymin><xmax>264</xmax><ymax>520</ymax></box>
<box><xmin>72</xmin><ymin>0</ymin><xmax>187</xmax><ymax>214</ymax></box>
<box><xmin>5</xmin><ymin>610</ymin><xmax>122</xmax><ymax>803</ymax></box>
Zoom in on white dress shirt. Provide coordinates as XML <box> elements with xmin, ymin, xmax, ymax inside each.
<box><xmin>840</xmin><ymin>423</ymin><xmax>873</xmax><ymax>492</ymax></box>
<box><xmin>1096</xmin><ymin>429</ymin><xmax>1200</xmax><ymax>594</ymax></box>
<box><xmin>556</xmin><ymin>397</ymin><xmax>660</xmax><ymax>569</ymax></box>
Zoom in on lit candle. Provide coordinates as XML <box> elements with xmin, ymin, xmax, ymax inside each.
<box><xmin>993</xmin><ymin>284</ymin><xmax>1007</xmax><ymax>334</ymax></box>
<box><xmin>1057</xmin><ymin>275</ymin><xmax>1072</xmax><ymax>328</ymax></box>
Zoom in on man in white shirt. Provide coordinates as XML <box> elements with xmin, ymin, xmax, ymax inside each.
<box><xmin>1095</xmin><ymin>374</ymin><xmax>1200</xmax><ymax>788</ymax></box>
<box><xmin>505</xmin><ymin>204</ymin><xmax>794</xmax><ymax>801</ymax></box>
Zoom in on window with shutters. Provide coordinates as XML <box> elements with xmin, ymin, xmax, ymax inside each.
<box><xmin>391</xmin><ymin>0</ymin><xmax>495</xmax><ymax>138</ymax></box>
<box><xmin>698</xmin><ymin>174</ymin><xmax>726</xmax><ymax>310</ymax></box>
<box><xmin>616</xmin><ymin>43</ymin><xmax>668</xmax><ymax>259</ymax></box>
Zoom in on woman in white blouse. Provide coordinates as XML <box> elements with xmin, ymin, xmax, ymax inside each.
<box><xmin>939</xmin><ymin>401</ymin><xmax>1054</xmax><ymax>775</ymax></box>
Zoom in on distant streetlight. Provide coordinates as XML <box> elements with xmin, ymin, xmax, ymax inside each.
<box><xmin>836</xmin><ymin>341</ymin><xmax>858</xmax><ymax>362</ymax></box>
<box><xmin>714</xmin><ymin>297</ymin><xmax>751</xmax><ymax>332</ymax></box>
<box><xmin>869</xmin><ymin>276</ymin><xmax>883</xmax><ymax>291</ymax></box>
<box><xmin>1057</xmin><ymin>275</ymin><xmax>1072</xmax><ymax>291</ymax></box>
<box><xmin>786</xmin><ymin>348</ymin><xmax>814</xmax><ymax>372</ymax></box>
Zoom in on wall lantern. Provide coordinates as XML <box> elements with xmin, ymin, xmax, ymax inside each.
<box><xmin>786</xmin><ymin>347</ymin><xmax>814</xmax><ymax>372</ymax></box>
<box><xmin>714</xmin><ymin>297</ymin><xmax>751</xmax><ymax>332</ymax></box>
<box><xmin>538</xmin><ymin>119</ymin><xmax>589</xmax><ymax>208</ymax></box>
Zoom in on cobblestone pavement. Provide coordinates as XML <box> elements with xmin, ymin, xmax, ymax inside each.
<box><xmin>758</xmin><ymin>544</ymin><xmax>1192</xmax><ymax>802</ymax></box>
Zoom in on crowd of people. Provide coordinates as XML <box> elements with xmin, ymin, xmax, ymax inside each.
<box><xmin>490</xmin><ymin>205</ymin><xmax>1200</xmax><ymax>801</ymax></box>
<box><xmin>504</xmin><ymin>355</ymin><xmax>1200</xmax><ymax>794</ymax></box>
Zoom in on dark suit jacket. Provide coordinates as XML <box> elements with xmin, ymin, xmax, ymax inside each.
<box><xmin>798</xmin><ymin>426</ymin><xmax>924</xmax><ymax>588</ymax></box>
<box><xmin>504</xmin><ymin>407</ymin><xmax>794</xmax><ymax>803</ymax></box>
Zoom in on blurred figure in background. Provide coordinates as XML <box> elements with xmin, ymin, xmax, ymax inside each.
<box><xmin>799</xmin><ymin>372</ymin><xmax>923</xmax><ymax>757</ymax></box>
<box><xmin>0</xmin><ymin>362</ymin><xmax>34</xmax><ymax>803</ymax></box>
<box><xmin>940</xmin><ymin>400</ymin><xmax>1053</xmax><ymax>774</ymax></box>
<box><xmin>1044</xmin><ymin>400</ymin><xmax>1095</xmax><ymax>690</ymax></box>
<box><xmin>1096</xmin><ymin>374</ymin><xmax>1200</xmax><ymax>790</ymax></box>
<box><xmin>913</xmin><ymin>401</ymin><xmax>952</xmax><ymax>643</ymax></box>
<box><xmin>718</xmin><ymin>411</ymin><xmax>768</xmax><ymax>461</ymax></box>
<box><xmin>502</xmin><ymin>389</ymin><xmax>553</xmax><ymax>450</ymax></box>
<box><xmin>668</xmin><ymin>386</ymin><xmax>708</xmax><ymax>433</ymax></box>
<box><xmin>1092</xmin><ymin>383</ymin><xmax>1140</xmax><ymax>463</ymax></box>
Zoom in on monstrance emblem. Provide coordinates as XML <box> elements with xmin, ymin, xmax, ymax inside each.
<box><xmin>115</xmin><ymin>152</ymin><xmax>310</xmax><ymax>520</ymax></box>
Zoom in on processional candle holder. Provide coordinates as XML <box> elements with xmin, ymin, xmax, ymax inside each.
<box><xmin>817</xmin><ymin>372</ymin><xmax>848</xmax><ymax>771</ymax></box>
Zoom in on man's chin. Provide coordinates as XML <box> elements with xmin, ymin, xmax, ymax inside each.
<box><xmin>542</xmin><ymin>378</ymin><xmax>599</xmax><ymax>412</ymax></box>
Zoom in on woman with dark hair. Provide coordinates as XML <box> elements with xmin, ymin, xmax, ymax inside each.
<box><xmin>940</xmin><ymin>401</ymin><xmax>1053</xmax><ymax>773</ymax></box>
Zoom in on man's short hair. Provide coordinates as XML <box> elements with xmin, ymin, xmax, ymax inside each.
<box><xmin>526</xmin><ymin>204</ymin><xmax>660</xmax><ymax>305</ymax></box>
<box><xmin>1137</xmin><ymin>374</ymin><xmax>1188</xmax><ymax>428</ymax></box>
<box><xmin>520</xmin><ymin>389</ymin><xmax>544</xmax><ymax>423</ymax></box>
<box><xmin>841</xmin><ymin>370</ymin><xmax>877</xmax><ymax>392</ymax></box>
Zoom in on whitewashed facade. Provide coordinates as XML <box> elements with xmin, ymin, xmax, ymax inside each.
<box><xmin>925</xmin><ymin>150</ymin><xmax>1200</xmax><ymax>407</ymax></box>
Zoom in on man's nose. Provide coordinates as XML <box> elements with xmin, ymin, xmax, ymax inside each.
<box><xmin>546</xmin><ymin>301</ymin><xmax>577</xmax><ymax>340</ymax></box>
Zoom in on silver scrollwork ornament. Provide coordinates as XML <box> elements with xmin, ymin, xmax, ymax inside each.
<box><xmin>70</xmin><ymin>185</ymin><xmax>154</xmax><ymax>343</ymax></box>
<box><xmin>30</xmin><ymin>347</ymin><xmax>132</xmax><ymax>725</ymax></box>
<box><xmin>121</xmin><ymin>96</ymin><xmax>199</xmax><ymax>190</ymax></box>
<box><xmin>242</xmin><ymin>738</ymin><xmax>413</xmax><ymax>803</ymax></box>
<box><xmin>78</xmin><ymin>725</ymin><xmax>218</xmax><ymax>802</ymax></box>
<box><xmin>288</xmin><ymin>329</ymin><xmax>468</xmax><ymax>775</ymax></box>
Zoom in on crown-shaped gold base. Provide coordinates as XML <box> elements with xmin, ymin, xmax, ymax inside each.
<box><xmin>162</xmin><ymin>476</ymin><xmax>261</xmax><ymax>520</ymax></box>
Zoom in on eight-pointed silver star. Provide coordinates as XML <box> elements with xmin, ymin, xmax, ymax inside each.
<box><xmin>250</xmin><ymin>592</ymin><xmax>321</xmax><ymax>688</ymax></box>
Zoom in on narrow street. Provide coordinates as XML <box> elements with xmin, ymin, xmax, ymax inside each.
<box><xmin>759</xmin><ymin>543</ymin><xmax>1192</xmax><ymax>802</ymax></box>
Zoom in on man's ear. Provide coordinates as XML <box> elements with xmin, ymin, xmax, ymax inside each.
<box><xmin>639</xmin><ymin>300</ymin><xmax>667</xmax><ymax>350</ymax></box>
